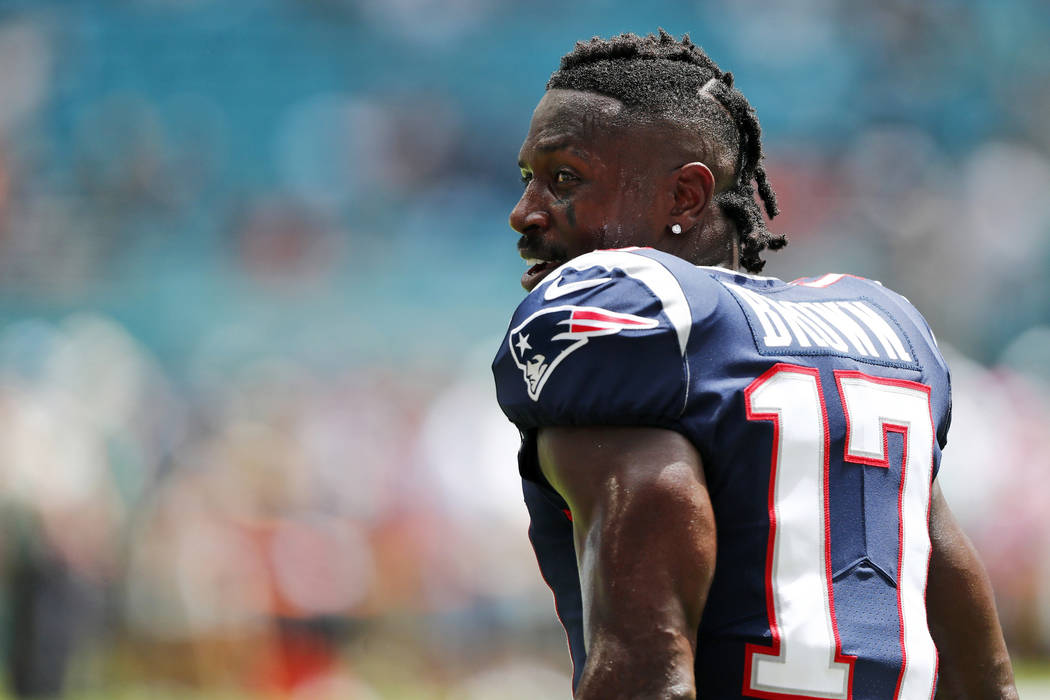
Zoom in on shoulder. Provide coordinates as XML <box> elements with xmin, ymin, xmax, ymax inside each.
<box><xmin>509</xmin><ymin>247</ymin><xmax>727</xmax><ymax>357</ymax></box>
<box><xmin>492</xmin><ymin>248</ymin><xmax>714</xmax><ymax>429</ymax></box>
<box><xmin>802</xmin><ymin>274</ymin><xmax>945</xmax><ymax>359</ymax></box>
<box><xmin>719</xmin><ymin>269</ymin><xmax>950</xmax><ymax>371</ymax></box>
<box><xmin>788</xmin><ymin>272</ymin><xmax>916</xmax><ymax>311</ymax></box>
<box><xmin>525</xmin><ymin>247</ymin><xmax>714</xmax><ymax>325</ymax></box>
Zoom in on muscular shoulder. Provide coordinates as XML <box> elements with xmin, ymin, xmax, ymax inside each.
<box><xmin>512</xmin><ymin>247</ymin><xmax>713</xmax><ymax>339</ymax></box>
<box><xmin>492</xmin><ymin>248</ymin><xmax>716</xmax><ymax>430</ymax></box>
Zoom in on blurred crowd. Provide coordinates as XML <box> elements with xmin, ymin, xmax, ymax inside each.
<box><xmin>0</xmin><ymin>0</ymin><xmax>1047</xmax><ymax>697</ymax></box>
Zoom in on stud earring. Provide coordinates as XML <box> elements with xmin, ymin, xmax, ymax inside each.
<box><xmin>670</xmin><ymin>223</ymin><xmax>682</xmax><ymax>235</ymax></box>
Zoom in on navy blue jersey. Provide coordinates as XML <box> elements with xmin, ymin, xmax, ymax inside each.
<box><xmin>492</xmin><ymin>247</ymin><xmax>951</xmax><ymax>699</ymax></box>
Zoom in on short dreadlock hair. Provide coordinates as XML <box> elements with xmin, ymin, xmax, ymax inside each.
<box><xmin>547</xmin><ymin>30</ymin><xmax>786</xmax><ymax>273</ymax></box>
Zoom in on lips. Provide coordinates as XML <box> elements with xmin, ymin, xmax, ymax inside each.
<box><xmin>521</xmin><ymin>256</ymin><xmax>566</xmax><ymax>291</ymax></box>
<box><xmin>518</xmin><ymin>238</ymin><xmax>569</xmax><ymax>291</ymax></box>
<box><xmin>525</xmin><ymin>258</ymin><xmax>559</xmax><ymax>274</ymax></box>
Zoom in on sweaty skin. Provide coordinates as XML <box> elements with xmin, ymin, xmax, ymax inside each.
<box><xmin>927</xmin><ymin>484</ymin><xmax>1018</xmax><ymax>699</ymax></box>
<box><xmin>538</xmin><ymin>426</ymin><xmax>1020</xmax><ymax>699</ymax></box>
<box><xmin>510</xmin><ymin>88</ymin><xmax>1018</xmax><ymax>699</ymax></box>
<box><xmin>537</xmin><ymin>427</ymin><xmax>715</xmax><ymax>700</ymax></box>
<box><xmin>512</xmin><ymin>91</ymin><xmax>723</xmax><ymax>700</ymax></box>
<box><xmin>511</xmin><ymin>89</ymin><xmax>720</xmax><ymax>292</ymax></box>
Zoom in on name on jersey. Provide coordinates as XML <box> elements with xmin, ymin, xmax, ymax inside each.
<box><xmin>725</xmin><ymin>283</ymin><xmax>917</xmax><ymax>367</ymax></box>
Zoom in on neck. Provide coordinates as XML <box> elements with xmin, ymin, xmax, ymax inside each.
<box><xmin>681</xmin><ymin>213</ymin><xmax>739</xmax><ymax>270</ymax></box>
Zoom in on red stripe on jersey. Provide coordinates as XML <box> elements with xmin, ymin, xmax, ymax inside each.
<box><xmin>570</xmin><ymin>310</ymin><xmax>650</xmax><ymax>324</ymax></box>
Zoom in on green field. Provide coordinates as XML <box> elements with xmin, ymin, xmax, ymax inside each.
<box><xmin>0</xmin><ymin>664</ymin><xmax>1047</xmax><ymax>700</ymax></box>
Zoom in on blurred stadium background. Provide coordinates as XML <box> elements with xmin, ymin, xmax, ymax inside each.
<box><xmin>0</xmin><ymin>1</ymin><xmax>1047</xmax><ymax>698</ymax></box>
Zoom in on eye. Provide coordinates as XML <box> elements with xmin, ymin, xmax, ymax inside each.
<box><xmin>554</xmin><ymin>170</ymin><xmax>578</xmax><ymax>184</ymax></box>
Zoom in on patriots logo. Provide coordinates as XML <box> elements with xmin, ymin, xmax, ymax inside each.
<box><xmin>509</xmin><ymin>305</ymin><xmax>659</xmax><ymax>401</ymax></box>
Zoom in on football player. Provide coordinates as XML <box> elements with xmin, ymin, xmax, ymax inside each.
<box><xmin>492</xmin><ymin>31</ymin><xmax>1017</xmax><ymax>699</ymax></box>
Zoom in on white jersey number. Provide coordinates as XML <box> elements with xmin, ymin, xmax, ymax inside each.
<box><xmin>743</xmin><ymin>364</ymin><xmax>937</xmax><ymax>700</ymax></box>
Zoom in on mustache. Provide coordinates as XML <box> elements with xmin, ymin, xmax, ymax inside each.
<box><xmin>517</xmin><ymin>237</ymin><xmax>568</xmax><ymax>261</ymax></box>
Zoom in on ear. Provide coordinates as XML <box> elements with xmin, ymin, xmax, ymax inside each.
<box><xmin>669</xmin><ymin>162</ymin><xmax>716</xmax><ymax>230</ymax></box>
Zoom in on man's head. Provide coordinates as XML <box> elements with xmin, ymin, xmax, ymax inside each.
<box><xmin>511</xmin><ymin>30</ymin><xmax>785</xmax><ymax>291</ymax></box>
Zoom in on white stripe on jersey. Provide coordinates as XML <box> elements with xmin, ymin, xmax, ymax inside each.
<box><xmin>542</xmin><ymin>250</ymin><xmax>693</xmax><ymax>356</ymax></box>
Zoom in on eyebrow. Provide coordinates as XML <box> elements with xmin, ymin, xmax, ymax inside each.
<box><xmin>518</xmin><ymin>138</ymin><xmax>592</xmax><ymax>168</ymax></box>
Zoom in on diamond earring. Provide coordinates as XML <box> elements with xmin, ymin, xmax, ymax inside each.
<box><xmin>671</xmin><ymin>223</ymin><xmax>683</xmax><ymax>235</ymax></box>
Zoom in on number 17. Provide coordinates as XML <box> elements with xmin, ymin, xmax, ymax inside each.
<box><xmin>743</xmin><ymin>364</ymin><xmax>938</xmax><ymax>700</ymax></box>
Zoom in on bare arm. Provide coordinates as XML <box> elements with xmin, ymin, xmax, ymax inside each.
<box><xmin>927</xmin><ymin>482</ymin><xmax>1017</xmax><ymax>699</ymax></box>
<box><xmin>537</xmin><ymin>425</ymin><xmax>716</xmax><ymax>700</ymax></box>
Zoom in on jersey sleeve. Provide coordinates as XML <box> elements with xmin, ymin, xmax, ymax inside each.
<box><xmin>492</xmin><ymin>250</ymin><xmax>694</xmax><ymax>432</ymax></box>
<box><xmin>855</xmin><ymin>280</ymin><xmax>952</xmax><ymax>465</ymax></box>
<box><xmin>924</xmin><ymin>325</ymin><xmax>952</xmax><ymax>451</ymax></box>
<box><xmin>876</xmin><ymin>282</ymin><xmax>954</xmax><ymax>452</ymax></box>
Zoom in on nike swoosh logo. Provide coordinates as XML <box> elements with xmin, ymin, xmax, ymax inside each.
<box><xmin>543</xmin><ymin>276</ymin><xmax>612</xmax><ymax>300</ymax></box>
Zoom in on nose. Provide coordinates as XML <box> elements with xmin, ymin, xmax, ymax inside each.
<box><xmin>509</xmin><ymin>186</ymin><xmax>549</xmax><ymax>235</ymax></box>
